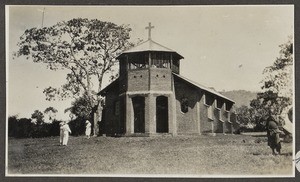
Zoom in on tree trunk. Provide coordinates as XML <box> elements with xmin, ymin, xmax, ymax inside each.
<box><xmin>93</xmin><ymin>73</ymin><xmax>104</xmax><ymax>136</ymax></box>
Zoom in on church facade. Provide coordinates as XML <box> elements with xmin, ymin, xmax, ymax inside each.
<box><xmin>99</xmin><ymin>24</ymin><xmax>238</xmax><ymax>136</ymax></box>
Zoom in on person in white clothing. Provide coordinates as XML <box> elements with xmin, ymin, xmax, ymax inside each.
<box><xmin>85</xmin><ymin>120</ymin><xmax>92</xmax><ymax>139</ymax></box>
<box><xmin>62</xmin><ymin>121</ymin><xmax>72</xmax><ymax>146</ymax></box>
<box><xmin>59</xmin><ymin>121</ymin><xmax>64</xmax><ymax>145</ymax></box>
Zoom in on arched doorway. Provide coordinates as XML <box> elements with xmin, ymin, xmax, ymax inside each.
<box><xmin>156</xmin><ymin>96</ymin><xmax>168</xmax><ymax>133</ymax></box>
<box><xmin>132</xmin><ymin>96</ymin><xmax>145</xmax><ymax>133</ymax></box>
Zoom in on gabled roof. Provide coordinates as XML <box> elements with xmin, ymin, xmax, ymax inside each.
<box><xmin>173</xmin><ymin>73</ymin><xmax>235</xmax><ymax>103</ymax></box>
<box><xmin>98</xmin><ymin>78</ymin><xmax>119</xmax><ymax>96</ymax></box>
<box><xmin>117</xmin><ymin>39</ymin><xmax>184</xmax><ymax>59</ymax></box>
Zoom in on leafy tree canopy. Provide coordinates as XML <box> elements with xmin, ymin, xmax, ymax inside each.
<box><xmin>250</xmin><ymin>37</ymin><xmax>293</xmax><ymax>126</ymax></box>
<box><xmin>31</xmin><ymin>110</ymin><xmax>44</xmax><ymax>125</ymax></box>
<box><xmin>15</xmin><ymin>18</ymin><xmax>135</xmax><ymax>117</ymax></box>
<box><xmin>44</xmin><ymin>107</ymin><xmax>58</xmax><ymax>122</ymax></box>
<box><xmin>44</xmin><ymin>107</ymin><xmax>58</xmax><ymax>113</ymax></box>
<box><xmin>67</xmin><ymin>93</ymin><xmax>93</xmax><ymax>119</ymax></box>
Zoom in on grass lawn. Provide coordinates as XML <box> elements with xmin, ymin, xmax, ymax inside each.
<box><xmin>7</xmin><ymin>134</ymin><xmax>293</xmax><ymax>176</ymax></box>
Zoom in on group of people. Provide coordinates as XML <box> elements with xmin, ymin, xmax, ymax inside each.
<box><xmin>59</xmin><ymin>119</ymin><xmax>92</xmax><ymax>146</ymax></box>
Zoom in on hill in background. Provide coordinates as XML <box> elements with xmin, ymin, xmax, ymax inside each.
<box><xmin>219</xmin><ymin>90</ymin><xmax>257</xmax><ymax>108</ymax></box>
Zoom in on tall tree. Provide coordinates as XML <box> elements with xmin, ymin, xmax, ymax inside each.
<box><xmin>251</xmin><ymin>37</ymin><xmax>293</xmax><ymax>126</ymax></box>
<box><xmin>68</xmin><ymin>93</ymin><xmax>92</xmax><ymax>119</ymax></box>
<box><xmin>236</xmin><ymin>105</ymin><xmax>253</xmax><ymax>126</ymax></box>
<box><xmin>14</xmin><ymin>18</ymin><xmax>134</xmax><ymax>115</ymax></box>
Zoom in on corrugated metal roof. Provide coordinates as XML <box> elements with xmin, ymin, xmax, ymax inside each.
<box><xmin>173</xmin><ymin>73</ymin><xmax>235</xmax><ymax>103</ymax></box>
<box><xmin>117</xmin><ymin>39</ymin><xmax>184</xmax><ymax>59</ymax></box>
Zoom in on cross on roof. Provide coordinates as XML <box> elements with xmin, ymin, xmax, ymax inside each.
<box><xmin>145</xmin><ymin>22</ymin><xmax>154</xmax><ymax>40</ymax></box>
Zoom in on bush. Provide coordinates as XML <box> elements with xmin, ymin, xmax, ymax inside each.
<box><xmin>253</xmin><ymin>122</ymin><xmax>266</xmax><ymax>132</ymax></box>
<box><xmin>68</xmin><ymin>117</ymin><xmax>86</xmax><ymax>136</ymax></box>
<box><xmin>8</xmin><ymin>116</ymin><xmax>64</xmax><ymax>138</ymax></box>
<box><xmin>8</xmin><ymin>116</ymin><xmax>18</xmax><ymax>137</ymax></box>
<box><xmin>17</xmin><ymin>118</ymin><xmax>34</xmax><ymax>138</ymax></box>
<box><xmin>49</xmin><ymin>120</ymin><xmax>61</xmax><ymax>136</ymax></box>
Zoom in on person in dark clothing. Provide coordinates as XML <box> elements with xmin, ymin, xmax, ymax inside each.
<box><xmin>266</xmin><ymin>115</ymin><xmax>281</xmax><ymax>155</ymax></box>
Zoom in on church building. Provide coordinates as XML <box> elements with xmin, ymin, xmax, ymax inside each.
<box><xmin>99</xmin><ymin>23</ymin><xmax>237</xmax><ymax>136</ymax></box>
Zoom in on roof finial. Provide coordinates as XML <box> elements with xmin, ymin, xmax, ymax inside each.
<box><xmin>145</xmin><ymin>22</ymin><xmax>154</xmax><ymax>40</ymax></box>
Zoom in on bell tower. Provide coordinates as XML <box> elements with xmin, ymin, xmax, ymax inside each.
<box><xmin>116</xmin><ymin>23</ymin><xmax>184</xmax><ymax>136</ymax></box>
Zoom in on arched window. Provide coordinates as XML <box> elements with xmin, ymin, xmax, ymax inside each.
<box><xmin>180</xmin><ymin>97</ymin><xmax>189</xmax><ymax>113</ymax></box>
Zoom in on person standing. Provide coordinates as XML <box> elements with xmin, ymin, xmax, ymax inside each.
<box><xmin>85</xmin><ymin>120</ymin><xmax>92</xmax><ymax>139</ymax></box>
<box><xmin>266</xmin><ymin>115</ymin><xmax>281</xmax><ymax>155</ymax></box>
<box><xmin>62</xmin><ymin>121</ymin><xmax>72</xmax><ymax>146</ymax></box>
<box><xmin>59</xmin><ymin>121</ymin><xmax>64</xmax><ymax>145</ymax></box>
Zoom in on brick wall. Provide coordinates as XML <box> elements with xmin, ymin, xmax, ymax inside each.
<box><xmin>174</xmin><ymin>80</ymin><xmax>200</xmax><ymax>134</ymax></box>
<box><xmin>199</xmin><ymin>97</ymin><xmax>213</xmax><ymax>133</ymax></box>
<box><xmin>213</xmin><ymin>108</ymin><xmax>223</xmax><ymax>133</ymax></box>
<box><xmin>127</xmin><ymin>68</ymin><xmax>172</xmax><ymax>92</ymax></box>
<box><xmin>103</xmin><ymin>89</ymin><xmax>120</xmax><ymax>136</ymax></box>
<box><xmin>127</xmin><ymin>69</ymin><xmax>149</xmax><ymax>91</ymax></box>
<box><xmin>150</xmin><ymin>68</ymin><xmax>172</xmax><ymax>91</ymax></box>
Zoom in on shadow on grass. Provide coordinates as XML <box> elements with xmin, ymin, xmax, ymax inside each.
<box><xmin>252</xmin><ymin>152</ymin><xmax>266</xmax><ymax>156</ymax></box>
<box><xmin>252</xmin><ymin>152</ymin><xmax>292</xmax><ymax>156</ymax></box>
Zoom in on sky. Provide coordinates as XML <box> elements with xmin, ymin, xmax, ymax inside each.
<box><xmin>7</xmin><ymin>5</ymin><xmax>294</xmax><ymax>120</ymax></box>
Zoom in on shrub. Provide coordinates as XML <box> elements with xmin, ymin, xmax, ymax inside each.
<box><xmin>8</xmin><ymin>116</ymin><xmax>64</xmax><ymax>138</ymax></box>
<box><xmin>68</xmin><ymin>117</ymin><xmax>86</xmax><ymax>136</ymax></box>
<box><xmin>8</xmin><ymin>116</ymin><xmax>18</xmax><ymax>137</ymax></box>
